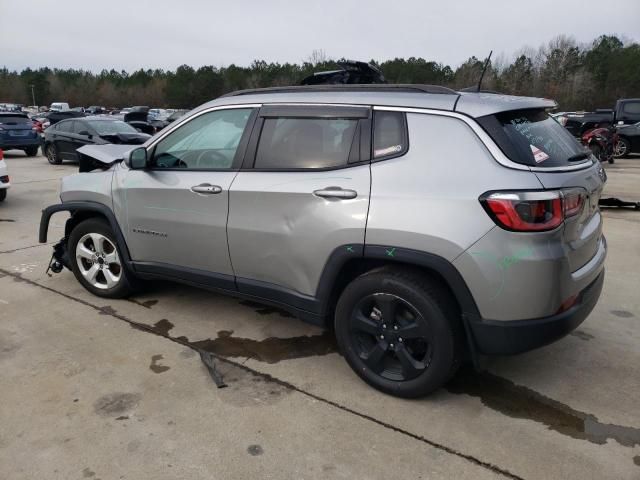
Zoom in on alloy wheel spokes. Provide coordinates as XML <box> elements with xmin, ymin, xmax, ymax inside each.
<box><xmin>350</xmin><ymin>293</ymin><xmax>432</xmax><ymax>381</ymax></box>
<box><xmin>76</xmin><ymin>233</ymin><xmax>122</xmax><ymax>289</ymax></box>
<box><xmin>362</xmin><ymin>341</ymin><xmax>388</xmax><ymax>373</ymax></box>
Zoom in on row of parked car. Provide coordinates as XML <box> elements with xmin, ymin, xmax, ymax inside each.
<box><xmin>0</xmin><ymin>106</ymin><xmax>188</xmax><ymax>161</ymax></box>
<box><xmin>552</xmin><ymin>98</ymin><xmax>640</xmax><ymax>162</ymax></box>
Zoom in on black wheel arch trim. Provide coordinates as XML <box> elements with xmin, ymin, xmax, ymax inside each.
<box><xmin>39</xmin><ymin>201</ymin><xmax>133</xmax><ymax>265</ymax></box>
<box><xmin>315</xmin><ymin>243</ymin><xmax>482</xmax><ymax>364</ymax></box>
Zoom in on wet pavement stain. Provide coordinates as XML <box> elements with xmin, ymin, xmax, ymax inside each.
<box><xmin>128</xmin><ymin>298</ymin><xmax>159</xmax><ymax>309</ymax></box>
<box><xmin>190</xmin><ymin>329</ymin><xmax>337</xmax><ymax>363</ymax></box>
<box><xmin>93</xmin><ymin>392</ymin><xmax>141</xmax><ymax>417</ymax></box>
<box><xmin>149</xmin><ymin>354</ymin><xmax>170</xmax><ymax>374</ymax></box>
<box><xmin>98</xmin><ymin>305</ymin><xmax>117</xmax><ymax>316</ymax></box>
<box><xmin>132</xmin><ymin>318</ymin><xmax>175</xmax><ymax>337</ymax></box>
<box><xmin>611</xmin><ymin>310</ymin><xmax>635</xmax><ymax>318</ymax></box>
<box><xmin>82</xmin><ymin>467</ymin><xmax>95</xmax><ymax>478</ymax></box>
<box><xmin>239</xmin><ymin>300</ymin><xmax>293</xmax><ymax>317</ymax></box>
<box><xmin>569</xmin><ymin>330</ymin><xmax>594</xmax><ymax>341</ymax></box>
<box><xmin>447</xmin><ymin>368</ymin><xmax>640</xmax><ymax>448</ymax></box>
<box><xmin>0</xmin><ymin>219</ymin><xmax>15</xmax><ymax>222</ymax></box>
<box><xmin>634</xmin><ymin>455</ymin><xmax>640</xmax><ymax>467</ymax></box>
<box><xmin>247</xmin><ymin>444</ymin><xmax>264</xmax><ymax>456</ymax></box>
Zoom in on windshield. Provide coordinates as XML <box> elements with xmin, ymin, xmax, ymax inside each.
<box><xmin>88</xmin><ymin>120</ymin><xmax>137</xmax><ymax>136</ymax></box>
<box><xmin>478</xmin><ymin>108</ymin><xmax>588</xmax><ymax>167</ymax></box>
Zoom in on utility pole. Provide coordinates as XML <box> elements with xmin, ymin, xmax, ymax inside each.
<box><xmin>30</xmin><ymin>84</ymin><xmax>36</xmax><ymax>109</ymax></box>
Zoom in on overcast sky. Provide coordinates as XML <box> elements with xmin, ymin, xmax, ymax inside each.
<box><xmin>1</xmin><ymin>0</ymin><xmax>639</xmax><ymax>72</ymax></box>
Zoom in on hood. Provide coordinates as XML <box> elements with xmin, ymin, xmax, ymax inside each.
<box><xmin>77</xmin><ymin>144</ymin><xmax>136</xmax><ymax>169</ymax></box>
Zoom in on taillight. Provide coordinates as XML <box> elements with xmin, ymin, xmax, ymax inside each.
<box><xmin>480</xmin><ymin>189</ymin><xmax>586</xmax><ymax>232</ymax></box>
<box><xmin>563</xmin><ymin>189</ymin><xmax>585</xmax><ymax>218</ymax></box>
<box><xmin>0</xmin><ymin>148</ymin><xmax>3</xmax><ymax>159</ymax></box>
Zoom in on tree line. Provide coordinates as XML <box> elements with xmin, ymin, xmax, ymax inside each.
<box><xmin>1</xmin><ymin>35</ymin><xmax>638</xmax><ymax>111</ymax></box>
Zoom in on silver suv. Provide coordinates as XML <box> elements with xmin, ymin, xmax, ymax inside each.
<box><xmin>40</xmin><ymin>85</ymin><xmax>607</xmax><ymax>397</ymax></box>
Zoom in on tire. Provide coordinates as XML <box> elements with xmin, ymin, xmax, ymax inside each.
<box><xmin>589</xmin><ymin>144</ymin><xmax>602</xmax><ymax>161</ymax></box>
<box><xmin>0</xmin><ymin>189</ymin><xmax>6</xmax><ymax>202</ymax></box>
<box><xmin>24</xmin><ymin>146</ymin><xmax>38</xmax><ymax>157</ymax></box>
<box><xmin>334</xmin><ymin>267</ymin><xmax>463</xmax><ymax>398</ymax></box>
<box><xmin>613</xmin><ymin>138</ymin><xmax>630</xmax><ymax>158</ymax></box>
<box><xmin>68</xmin><ymin>218</ymin><xmax>137</xmax><ymax>298</ymax></box>
<box><xmin>45</xmin><ymin>143</ymin><xmax>61</xmax><ymax>164</ymax></box>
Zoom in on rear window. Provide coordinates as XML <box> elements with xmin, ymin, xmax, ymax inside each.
<box><xmin>478</xmin><ymin>109</ymin><xmax>588</xmax><ymax>167</ymax></box>
<box><xmin>0</xmin><ymin>114</ymin><xmax>30</xmax><ymax>124</ymax></box>
<box><xmin>373</xmin><ymin>111</ymin><xmax>407</xmax><ymax>159</ymax></box>
<box><xmin>255</xmin><ymin>117</ymin><xmax>358</xmax><ymax>169</ymax></box>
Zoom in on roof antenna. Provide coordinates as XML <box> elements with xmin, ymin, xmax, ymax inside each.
<box><xmin>476</xmin><ymin>50</ymin><xmax>493</xmax><ymax>92</ymax></box>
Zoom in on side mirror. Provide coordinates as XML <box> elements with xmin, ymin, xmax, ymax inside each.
<box><xmin>78</xmin><ymin>130</ymin><xmax>93</xmax><ymax>139</ymax></box>
<box><xmin>128</xmin><ymin>147</ymin><xmax>148</xmax><ymax>169</ymax></box>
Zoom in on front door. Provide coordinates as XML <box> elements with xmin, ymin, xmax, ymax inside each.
<box><xmin>114</xmin><ymin>106</ymin><xmax>257</xmax><ymax>285</ymax></box>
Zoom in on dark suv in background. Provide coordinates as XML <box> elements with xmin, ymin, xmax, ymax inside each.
<box><xmin>0</xmin><ymin>112</ymin><xmax>41</xmax><ymax>156</ymax></box>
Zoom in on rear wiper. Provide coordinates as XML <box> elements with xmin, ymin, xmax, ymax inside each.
<box><xmin>567</xmin><ymin>152</ymin><xmax>590</xmax><ymax>162</ymax></box>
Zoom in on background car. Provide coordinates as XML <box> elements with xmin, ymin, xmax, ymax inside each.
<box><xmin>0</xmin><ymin>112</ymin><xmax>41</xmax><ymax>156</ymax></box>
<box><xmin>614</xmin><ymin>122</ymin><xmax>640</xmax><ymax>157</ymax></box>
<box><xmin>0</xmin><ymin>148</ymin><xmax>9</xmax><ymax>202</ymax></box>
<box><xmin>166</xmin><ymin>109</ymin><xmax>188</xmax><ymax>124</ymax></box>
<box><xmin>43</xmin><ymin>116</ymin><xmax>151</xmax><ymax>164</ymax></box>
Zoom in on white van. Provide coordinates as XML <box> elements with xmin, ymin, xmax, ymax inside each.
<box><xmin>49</xmin><ymin>102</ymin><xmax>70</xmax><ymax>112</ymax></box>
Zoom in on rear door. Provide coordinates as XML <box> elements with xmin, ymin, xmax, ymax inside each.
<box><xmin>478</xmin><ymin>108</ymin><xmax>605</xmax><ymax>272</ymax></box>
<box><xmin>227</xmin><ymin>104</ymin><xmax>371</xmax><ymax>301</ymax></box>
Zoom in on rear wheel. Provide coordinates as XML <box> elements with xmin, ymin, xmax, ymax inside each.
<box><xmin>24</xmin><ymin>146</ymin><xmax>38</xmax><ymax>157</ymax></box>
<box><xmin>68</xmin><ymin>218</ymin><xmax>137</xmax><ymax>298</ymax></box>
<box><xmin>335</xmin><ymin>267</ymin><xmax>463</xmax><ymax>398</ymax></box>
<box><xmin>45</xmin><ymin>143</ymin><xmax>61</xmax><ymax>164</ymax></box>
<box><xmin>613</xmin><ymin>138</ymin><xmax>630</xmax><ymax>158</ymax></box>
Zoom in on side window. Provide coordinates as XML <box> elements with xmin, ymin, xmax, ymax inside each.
<box><xmin>255</xmin><ymin>117</ymin><xmax>358</xmax><ymax>169</ymax></box>
<box><xmin>622</xmin><ymin>102</ymin><xmax>640</xmax><ymax>114</ymax></box>
<box><xmin>71</xmin><ymin>121</ymin><xmax>85</xmax><ymax>134</ymax></box>
<box><xmin>373</xmin><ymin>111</ymin><xmax>408</xmax><ymax>159</ymax></box>
<box><xmin>151</xmin><ymin>108</ymin><xmax>254</xmax><ymax>170</ymax></box>
<box><xmin>55</xmin><ymin>121</ymin><xmax>69</xmax><ymax>133</ymax></box>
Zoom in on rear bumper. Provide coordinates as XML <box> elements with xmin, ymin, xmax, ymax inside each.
<box><xmin>0</xmin><ymin>138</ymin><xmax>41</xmax><ymax>149</ymax></box>
<box><xmin>469</xmin><ymin>270</ymin><xmax>605</xmax><ymax>355</ymax></box>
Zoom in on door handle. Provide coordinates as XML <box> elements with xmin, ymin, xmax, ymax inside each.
<box><xmin>191</xmin><ymin>183</ymin><xmax>223</xmax><ymax>194</ymax></box>
<box><xmin>313</xmin><ymin>187</ymin><xmax>358</xmax><ymax>199</ymax></box>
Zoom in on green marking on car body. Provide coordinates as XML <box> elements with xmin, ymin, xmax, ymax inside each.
<box><xmin>385</xmin><ymin>247</ymin><xmax>396</xmax><ymax>257</ymax></box>
<box><xmin>346</xmin><ymin>246</ymin><xmax>355</xmax><ymax>253</ymax></box>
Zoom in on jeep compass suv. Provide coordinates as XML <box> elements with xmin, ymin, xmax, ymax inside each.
<box><xmin>40</xmin><ymin>85</ymin><xmax>607</xmax><ymax>398</ymax></box>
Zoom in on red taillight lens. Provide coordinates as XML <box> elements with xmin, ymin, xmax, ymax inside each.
<box><xmin>563</xmin><ymin>190</ymin><xmax>585</xmax><ymax>218</ymax></box>
<box><xmin>481</xmin><ymin>189</ymin><xmax>586</xmax><ymax>232</ymax></box>
<box><xmin>0</xmin><ymin>148</ymin><xmax>3</xmax><ymax>160</ymax></box>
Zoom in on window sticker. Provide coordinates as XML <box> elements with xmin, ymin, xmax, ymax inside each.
<box><xmin>530</xmin><ymin>144</ymin><xmax>550</xmax><ymax>163</ymax></box>
<box><xmin>374</xmin><ymin>144</ymin><xmax>402</xmax><ymax>157</ymax></box>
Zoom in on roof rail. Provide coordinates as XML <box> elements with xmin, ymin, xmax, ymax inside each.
<box><xmin>221</xmin><ymin>84</ymin><xmax>458</xmax><ymax>97</ymax></box>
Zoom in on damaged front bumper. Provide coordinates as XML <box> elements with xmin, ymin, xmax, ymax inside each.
<box><xmin>47</xmin><ymin>237</ymin><xmax>71</xmax><ymax>274</ymax></box>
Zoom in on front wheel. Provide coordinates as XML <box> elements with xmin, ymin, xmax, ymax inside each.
<box><xmin>0</xmin><ymin>189</ymin><xmax>6</xmax><ymax>202</ymax></box>
<box><xmin>334</xmin><ymin>267</ymin><xmax>463</xmax><ymax>398</ymax></box>
<box><xmin>68</xmin><ymin>218</ymin><xmax>137</xmax><ymax>298</ymax></box>
<box><xmin>45</xmin><ymin>143</ymin><xmax>61</xmax><ymax>164</ymax></box>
